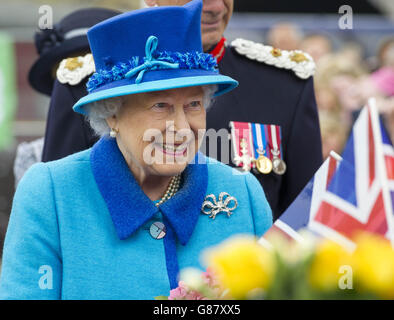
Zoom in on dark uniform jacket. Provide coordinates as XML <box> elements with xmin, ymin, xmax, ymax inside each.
<box><xmin>41</xmin><ymin>79</ymin><xmax>97</xmax><ymax>162</ymax></box>
<box><xmin>205</xmin><ymin>43</ymin><xmax>323</xmax><ymax>220</ymax></box>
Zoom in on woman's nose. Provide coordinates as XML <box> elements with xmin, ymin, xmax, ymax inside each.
<box><xmin>164</xmin><ymin>108</ymin><xmax>192</xmax><ymax>143</ymax></box>
<box><xmin>172</xmin><ymin>107</ymin><xmax>191</xmax><ymax>131</ymax></box>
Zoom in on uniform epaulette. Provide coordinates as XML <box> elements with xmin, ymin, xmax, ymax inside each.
<box><xmin>231</xmin><ymin>38</ymin><xmax>315</xmax><ymax>80</ymax></box>
<box><xmin>56</xmin><ymin>53</ymin><xmax>95</xmax><ymax>85</ymax></box>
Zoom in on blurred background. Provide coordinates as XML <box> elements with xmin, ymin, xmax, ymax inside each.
<box><xmin>0</xmin><ymin>0</ymin><xmax>393</xmax><ymax>252</ymax></box>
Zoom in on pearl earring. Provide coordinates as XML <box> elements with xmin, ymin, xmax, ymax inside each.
<box><xmin>110</xmin><ymin>128</ymin><xmax>119</xmax><ymax>138</ymax></box>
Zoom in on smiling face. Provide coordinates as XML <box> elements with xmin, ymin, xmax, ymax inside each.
<box><xmin>146</xmin><ymin>0</ymin><xmax>234</xmax><ymax>51</ymax></box>
<box><xmin>106</xmin><ymin>86</ymin><xmax>206</xmax><ymax>178</ymax></box>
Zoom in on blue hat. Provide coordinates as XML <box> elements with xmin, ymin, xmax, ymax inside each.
<box><xmin>73</xmin><ymin>0</ymin><xmax>238</xmax><ymax>115</ymax></box>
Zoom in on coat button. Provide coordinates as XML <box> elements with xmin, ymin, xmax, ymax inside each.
<box><xmin>150</xmin><ymin>222</ymin><xmax>166</xmax><ymax>239</ymax></box>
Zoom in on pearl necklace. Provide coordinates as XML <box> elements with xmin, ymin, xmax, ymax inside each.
<box><xmin>155</xmin><ymin>175</ymin><xmax>181</xmax><ymax>207</ymax></box>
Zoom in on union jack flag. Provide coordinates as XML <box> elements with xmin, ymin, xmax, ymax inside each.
<box><xmin>262</xmin><ymin>98</ymin><xmax>394</xmax><ymax>249</ymax></box>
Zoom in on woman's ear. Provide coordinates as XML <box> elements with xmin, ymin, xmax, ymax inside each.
<box><xmin>105</xmin><ymin>115</ymin><xmax>117</xmax><ymax>130</ymax></box>
<box><xmin>144</xmin><ymin>0</ymin><xmax>157</xmax><ymax>6</ymax></box>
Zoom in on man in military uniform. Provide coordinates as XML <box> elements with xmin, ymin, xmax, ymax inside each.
<box><xmin>145</xmin><ymin>0</ymin><xmax>323</xmax><ymax>220</ymax></box>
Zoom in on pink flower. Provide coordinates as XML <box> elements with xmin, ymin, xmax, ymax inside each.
<box><xmin>201</xmin><ymin>268</ymin><xmax>226</xmax><ymax>298</ymax></box>
<box><xmin>167</xmin><ymin>269</ymin><xmax>226</xmax><ymax>300</ymax></box>
<box><xmin>187</xmin><ymin>291</ymin><xmax>206</xmax><ymax>300</ymax></box>
<box><xmin>168</xmin><ymin>281</ymin><xmax>188</xmax><ymax>300</ymax></box>
<box><xmin>202</xmin><ymin>267</ymin><xmax>220</xmax><ymax>288</ymax></box>
<box><xmin>168</xmin><ymin>281</ymin><xmax>206</xmax><ymax>300</ymax></box>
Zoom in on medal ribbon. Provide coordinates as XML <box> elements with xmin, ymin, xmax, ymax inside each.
<box><xmin>230</xmin><ymin>121</ymin><xmax>255</xmax><ymax>168</ymax></box>
<box><xmin>251</xmin><ymin>123</ymin><xmax>269</xmax><ymax>159</ymax></box>
<box><xmin>267</xmin><ymin>125</ymin><xmax>283</xmax><ymax>160</ymax></box>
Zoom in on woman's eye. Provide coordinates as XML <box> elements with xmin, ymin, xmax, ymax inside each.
<box><xmin>187</xmin><ymin>101</ymin><xmax>202</xmax><ymax>109</ymax></box>
<box><xmin>152</xmin><ymin>103</ymin><xmax>171</xmax><ymax>111</ymax></box>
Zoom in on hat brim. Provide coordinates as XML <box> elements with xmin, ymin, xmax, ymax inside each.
<box><xmin>73</xmin><ymin>74</ymin><xmax>238</xmax><ymax>115</ymax></box>
<box><xmin>28</xmin><ymin>36</ymin><xmax>90</xmax><ymax>96</ymax></box>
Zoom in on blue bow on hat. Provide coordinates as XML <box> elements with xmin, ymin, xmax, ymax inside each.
<box><xmin>124</xmin><ymin>36</ymin><xmax>179</xmax><ymax>83</ymax></box>
<box><xmin>73</xmin><ymin>0</ymin><xmax>238</xmax><ymax>115</ymax></box>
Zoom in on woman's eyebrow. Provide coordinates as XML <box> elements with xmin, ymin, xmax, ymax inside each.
<box><xmin>146</xmin><ymin>93</ymin><xmax>173</xmax><ymax>102</ymax></box>
<box><xmin>186</xmin><ymin>94</ymin><xmax>204</xmax><ymax>100</ymax></box>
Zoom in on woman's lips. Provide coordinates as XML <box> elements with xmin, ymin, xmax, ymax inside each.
<box><xmin>155</xmin><ymin>143</ymin><xmax>189</xmax><ymax>157</ymax></box>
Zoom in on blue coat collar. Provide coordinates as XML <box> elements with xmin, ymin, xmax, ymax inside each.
<box><xmin>90</xmin><ymin>136</ymin><xmax>208</xmax><ymax>245</ymax></box>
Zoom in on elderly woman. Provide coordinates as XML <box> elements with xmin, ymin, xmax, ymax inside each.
<box><xmin>0</xmin><ymin>0</ymin><xmax>272</xmax><ymax>300</ymax></box>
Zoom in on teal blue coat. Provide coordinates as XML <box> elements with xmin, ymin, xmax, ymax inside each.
<box><xmin>0</xmin><ymin>137</ymin><xmax>272</xmax><ymax>299</ymax></box>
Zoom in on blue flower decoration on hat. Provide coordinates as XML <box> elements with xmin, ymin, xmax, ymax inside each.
<box><xmin>86</xmin><ymin>35</ymin><xmax>219</xmax><ymax>93</ymax></box>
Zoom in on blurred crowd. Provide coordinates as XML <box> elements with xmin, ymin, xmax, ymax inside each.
<box><xmin>266</xmin><ymin>22</ymin><xmax>394</xmax><ymax>159</ymax></box>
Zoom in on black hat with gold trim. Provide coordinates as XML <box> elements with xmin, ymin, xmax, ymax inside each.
<box><xmin>28</xmin><ymin>7</ymin><xmax>120</xmax><ymax>96</ymax></box>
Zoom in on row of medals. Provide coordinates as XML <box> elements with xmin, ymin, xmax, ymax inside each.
<box><xmin>239</xmin><ymin>138</ymin><xmax>286</xmax><ymax>175</ymax></box>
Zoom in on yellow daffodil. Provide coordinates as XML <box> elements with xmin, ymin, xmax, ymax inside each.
<box><xmin>308</xmin><ymin>240</ymin><xmax>352</xmax><ymax>291</ymax></box>
<box><xmin>202</xmin><ymin>235</ymin><xmax>275</xmax><ymax>299</ymax></box>
<box><xmin>352</xmin><ymin>233</ymin><xmax>394</xmax><ymax>299</ymax></box>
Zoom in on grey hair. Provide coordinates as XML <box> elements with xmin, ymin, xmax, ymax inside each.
<box><xmin>84</xmin><ymin>84</ymin><xmax>218</xmax><ymax>137</ymax></box>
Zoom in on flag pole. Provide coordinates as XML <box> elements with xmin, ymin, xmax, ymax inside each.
<box><xmin>368</xmin><ymin>97</ymin><xmax>394</xmax><ymax>246</ymax></box>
